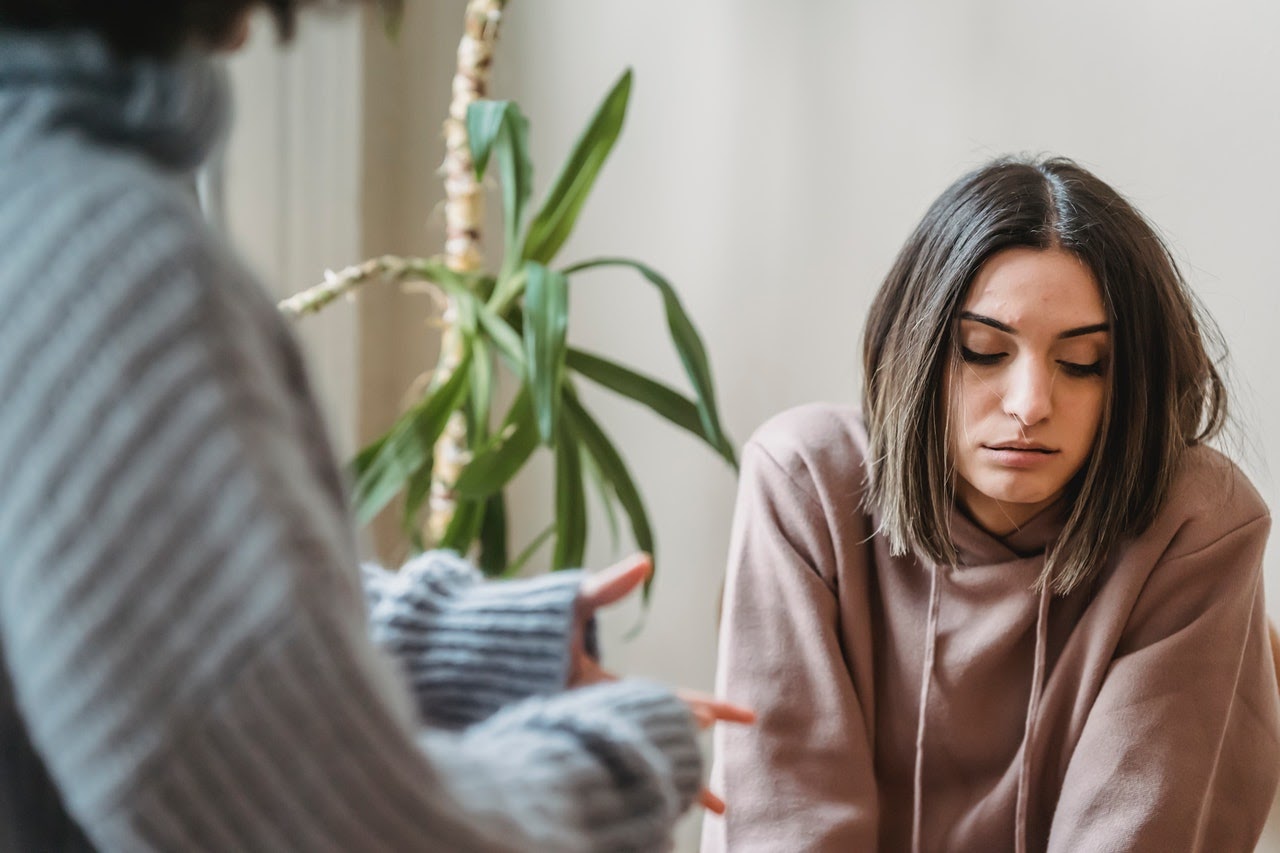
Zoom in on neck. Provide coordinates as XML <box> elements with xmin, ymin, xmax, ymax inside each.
<box><xmin>956</xmin><ymin>489</ymin><xmax>1059</xmax><ymax>538</ymax></box>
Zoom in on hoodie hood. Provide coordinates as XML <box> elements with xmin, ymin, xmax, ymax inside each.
<box><xmin>950</xmin><ymin>497</ymin><xmax>1069</xmax><ymax>565</ymax></box>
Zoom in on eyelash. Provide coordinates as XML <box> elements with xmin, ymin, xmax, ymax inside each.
<box><xmin>958</xmin><ymin>346</ymin><xmax>1105</xmax><ymax>378</ymax></box>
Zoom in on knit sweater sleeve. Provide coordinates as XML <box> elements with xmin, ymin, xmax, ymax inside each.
<box><xmin>702</xmin><ymin>428</ymin><xmax>879</xmax><ymax>852</ymax></box>
<box><xmin>360</xmin><ymin>553</ymin><xmax>588</xmax><ymax>729</ymax></box>
<box><xmin>1048</xmin><ymin>492</ymin><xmax>1280</xmax><ymax>852</ymax></box>
<box><xmin>0</xmin><ymin>199</ymin><xmax>701</xmax><ymax>852</ymax></box>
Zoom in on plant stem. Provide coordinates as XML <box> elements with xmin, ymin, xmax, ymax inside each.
<box><xmin>427</xmin><ymin>0</ymin><xmax>508</xmax><ymax>546</ymax></box>
<box><xmin>277</xmin><ymin>255</ymin><xmax>434</xmax><ymax>319</ymax></box>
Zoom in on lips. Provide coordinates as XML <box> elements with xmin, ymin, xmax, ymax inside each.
<box><xmin>981</xmin><ymin>443</ymin><xmax>1059</xmax><ymax>469</ymax></box>
<box><xmin>984</xmin><ymin>442</ymin><xmax>1056</xmax><ymax>453</ymax></box>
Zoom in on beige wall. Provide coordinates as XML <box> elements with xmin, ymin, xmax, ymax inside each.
<box><xmin>228</xmin><ymin>2</ymin><xmax>1280</xmax><ymax>850</ymax></box>
<box><xmin>223</xmin><ymin>9</ymin><xmax>362</xmax><ymax>460</ymax></box>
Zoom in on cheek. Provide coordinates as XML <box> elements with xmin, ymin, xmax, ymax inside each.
<box><xmin>944</xmin><ymin>366</ymin><xmax>1002</xmax><ymax>465</ymax></box>
<box><xmin>948</xmin><ymin>365</ymin><xmax>1000</xmax><ymax>424</ymax></box>
<box><xmin>1084</xmin><ymin>383</ymin><xmax>1107</xmax><ymax>430</ymax></box>
<box><xmin>1065</xmin><ymin>383</ymin><xmax>1107</xmax><ymax>453</ymax></box>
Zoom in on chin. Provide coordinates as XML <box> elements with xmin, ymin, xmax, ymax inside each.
<box><xmin>971</xmin><ymin>476</ymin><xmax>1062</xmax><ymax>507</ymax></box>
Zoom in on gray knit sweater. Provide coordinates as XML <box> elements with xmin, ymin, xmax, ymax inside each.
<box><xmin>0</xmin><ymin>31</ymin><xmax>701</xmax><ymax>852</ymax></box>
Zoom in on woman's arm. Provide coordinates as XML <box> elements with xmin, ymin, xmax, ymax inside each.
<box><xmin>1048</xmin><ymin>511</ymin><xmax>1280</xmax><ymax>852</ymax></box>
<box><xmin>0</xmin><ymin>222</ymin><xmax>703</xmax><ymax>852</ymax></box>
<box><xmin>703</xmin><ymin>438</ymin><xmax>879</xmax><ymax>851</ymax></box>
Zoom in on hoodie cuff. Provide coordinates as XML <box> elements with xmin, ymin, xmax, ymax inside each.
<box><xmin>366</xmin><ymin>550</ymin><xmax>584</xmax><ymax>729</ymax></box>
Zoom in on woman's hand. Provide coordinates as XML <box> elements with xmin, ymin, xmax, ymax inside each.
<box><xmin>570</xmin><ymin>553</ymin><xmax>756</xmax><ymax>814</ymax></box>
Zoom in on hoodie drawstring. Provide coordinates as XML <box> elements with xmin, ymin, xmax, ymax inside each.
<box><xmin>1015</xmin><ymin>580</ymin><xmax>1052</xmax><ymax>853</ymax></box>
<box><xmin>911</xmin><ymin>562</ymin><xmax>943</xmax><ymax>853</ymax></box>
<box><xmin>912</xmin><ymin>566</ymin><xmax>1051</xmax><ymax>853</ymax></box>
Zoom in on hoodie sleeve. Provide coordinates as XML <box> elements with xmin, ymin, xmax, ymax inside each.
<box><xmin>701</xmin><ymin>438</ymin><xmax>879</xmax><ymax>852</ymax></box>
<box><xmin>1048</xmin><ymin>511</ymin><xmax>1280</xmax><ymax>852</ymax></box>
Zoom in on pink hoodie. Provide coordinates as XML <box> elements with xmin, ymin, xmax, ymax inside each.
<box><xmin>702</xmin><ymin>404</ymin><xmax>1280</xmax><ymax>852</ymax></box>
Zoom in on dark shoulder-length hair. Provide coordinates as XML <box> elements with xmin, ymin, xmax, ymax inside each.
<box><xmin>862</xmin><ymin>155</ymin><xmax>1226</xmax><ymax>594</ymax></box>
<box><xmin>0</xmin><ymin>1</ymin><xmax>327</xmax><ymax>59</ymax></box>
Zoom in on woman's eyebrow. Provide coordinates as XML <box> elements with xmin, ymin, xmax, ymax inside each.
<box><xmin>959</xmin><ymin>311</ymin><xmax>1014</xmax><ymax>333</ymax></box>
<box><xmin>959</xmin><ymin>312</ymin><xmax>1109</xmax><ymax>339</ymax></box>
<box><xmin>1058</xmin><ymin>322</ymin><xmax>1110</xmax><ymax>339</ymax></box>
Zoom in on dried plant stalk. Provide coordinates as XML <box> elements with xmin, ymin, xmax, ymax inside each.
<box><xmin>279</xmin><ymin>256</ymin><xmax>421</xmax><ymax>319</ymax></box>
<box><xmin>426</xmin><ymin>0</ymin><xmax>507</xmax><ymax>546</ymax></box>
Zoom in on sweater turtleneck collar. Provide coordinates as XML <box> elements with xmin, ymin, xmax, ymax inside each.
<box><xmin>0</xmin><ymin>29</ymin><xmax>228</xmax><ymax>173</ymax></box>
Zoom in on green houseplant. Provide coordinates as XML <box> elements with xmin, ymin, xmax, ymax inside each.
<box><xmin>281</xmin><ymin>0</ymin><xmax>735</xmax><ymax>589</ymax></box>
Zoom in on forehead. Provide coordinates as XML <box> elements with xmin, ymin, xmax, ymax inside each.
<box><xmin>961</xmin><ymin>247</ymin><xmax>1105</xmax><ymax>329</ymax></box>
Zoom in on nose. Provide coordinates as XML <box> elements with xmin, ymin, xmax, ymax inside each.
<box><xmin>1002</xmin><ymin>355</ymin><xmax>1053</xmax><ymax>427</ymax></box>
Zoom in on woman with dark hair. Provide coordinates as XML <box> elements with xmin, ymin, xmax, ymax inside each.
<box><xmin>0</xmin><ymin>2</ymin><xmax>750</xmax><ymax>850</ymax></box>
<box><xmin>703</xmin><ymin>157</ymin><xmax>1280</xmax><ymax>852</ymax></box>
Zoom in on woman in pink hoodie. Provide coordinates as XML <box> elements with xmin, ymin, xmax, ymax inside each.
<box><xmin>703</xmin><ymin>156</ymin><xmax>1280</xmax><ymax>852</ymax></box>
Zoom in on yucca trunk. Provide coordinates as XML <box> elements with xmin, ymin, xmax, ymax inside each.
<box><xmin>426</xmin><ymin>0</ymin><xmax>508</xmax><ymax>545</ymax></box>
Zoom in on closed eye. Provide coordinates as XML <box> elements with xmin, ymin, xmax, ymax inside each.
<box><xmin>1057</xmin><ymin>359</ymin><xmax>1105</xmax><ymax>378</ymax></box>
<box><xmin>959</xmin><ymin>345</ymin><xmax>1006</xmax><ymax>366</ymax></box>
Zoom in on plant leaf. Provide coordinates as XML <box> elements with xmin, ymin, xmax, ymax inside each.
<box><xmin>467</xmin><ymin>101</ymin><xmax>534</xmax><ymax>282</ymax></box>
<box><xmin>467</xmin><ymin>337</ymin><xmax>493</xmax><ymax>444</ymax></box>
<box><xmin>466</xmin><ymin>101</ymin><xmax>507</xmax><ymax>181</ymax></box>
<box><xmin>354</xmin><ymin>347</ymin><xmax>473</xmax><ymax>525</ymax></box>
<box><xmin>564</xmin><ymin>257</ymin><xmax>732</xmax><ymax>466</ymax></box>
<box><xmin>351</xmin><ymin>432</ymin><xmax>389</xmax><ymax>484</ymax></box>
<box><xmin>503</xmin><ymin>523</ymin><xmax>556</xmax><ymax>578</ymax></box>
<box><xmin>478</xmin><ymin>492</ymin><xmax>508</xmax><ymax>577</ymax></box>
<box><xmin>579</xmin><ymin>440</ymin><xmax>620</xmax><ymax>552</ymax></box>
<box><xmin>402</xmin><ymin>256</ymin><xmax>522</xmax><ymax>376</ymax></box>
<box><xmin>404</xmin><ymin>257</ymin><xmax>485</xmax><ymax>308</ymax></box>
<box><xmin>476</xmin><ymin>300</ymin><xmax>525</xmax><ymax>369</ymax></box>
<box><xmin>523</xmin><ymin>261</ymin><xmax>569</xmax><ymax>446</ymax></box>
<box><xmin>401</xmin><ymin>462</ymin><xmax>435</xmax><ymax>550</ymax></box>
<box><xmin>563</xmin><ymin>393</ymin><xmax>656</xmax><ymax>599</ymax></box>
<box><xmin>455</xmin><ymin>391</ymin><xmax>540</xmax><ymax>498</ymax></box>
<box><xmin>552</xmin><ymin>424</ymin><xmax>587</xmax><ymax>570</ymax></box>
<box><xmin>377</xmin><ymin>0</ymin><xmax>405</xmax><ymax>38</ymax></box>
<box><xmin>522</xmin><ymin>69</ymin><xmax>632</xmax><ymax>265</ymax></box>
<box><xmin>487</xmin><ymin>267</ymin><xmax>527</xmax><ymax>318</ymax></box>
<box><xmin>566</xmin><ymin>347</ymin><xmax>737</xmax><ymax>469</ymax></box>
<box><xmin>440</xmin><ymin>498</ymin><xmax>485</xmax><ymax>555</ymax></box>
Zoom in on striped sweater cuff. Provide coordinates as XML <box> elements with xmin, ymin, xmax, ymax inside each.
<box><xmin>366</xmin><ymin>551</ymin><xmax>584</xmax><ymax>729</ymax></box>
<box><xmin>589</xmin><ymin>679</ymin><xmax>704</xmax><ymax>813</ymax></box>
<box><xmin>465</xmin><ymin>678</ymin><xmax>704</xmax><ymax>850</ymax></box>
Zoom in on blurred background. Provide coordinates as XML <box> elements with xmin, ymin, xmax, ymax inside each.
<box><xmin>222</xmin><ymin>2</ymin><xmax>1280</xmax><ymax>849</ymax></box>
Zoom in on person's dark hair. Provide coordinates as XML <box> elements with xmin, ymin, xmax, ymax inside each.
<box><xmin>862</xmin><ymin>155</ymin><xmax>1226</xmax><ymax>594</ymax></box>
<box><xmin>0</xmin><ymin>1</ymin><xmax>321</xmax><ymax>59</ymax></box>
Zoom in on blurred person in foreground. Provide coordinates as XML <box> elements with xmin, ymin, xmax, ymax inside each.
<box><xmin>0</xmin><ymin>2</ymin><xmax>751</xmax><ymax>850</ymax></box>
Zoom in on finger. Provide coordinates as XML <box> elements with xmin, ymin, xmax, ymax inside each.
<box><xmin>685</xmin><ymin>702</ymin><xmax>714</xmax><ymax>729</ymax></box>
<box><xmin>676</xmin><ymin>691</ymin><xmax>757</xmax><ymax>726</ymax></box>
<box><xmin>578</xmin><ymin>553</ymin><xmax>652</xmax><ymax>611</ymax></box>
<box><xmin>699</xmin><ymin>788</ymin><xmax>726</xmax><ymax>815</ymax></box>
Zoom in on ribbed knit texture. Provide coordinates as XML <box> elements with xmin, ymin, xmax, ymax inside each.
<box><xmin>362</xmin><ymin>553</ymin><xmax>592</xmax><ymax>729</ymax></box>
<box><xmin>0</xmin><ymin>31</ymin><xmax>701</xmax><ymax>852</ymax></box>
